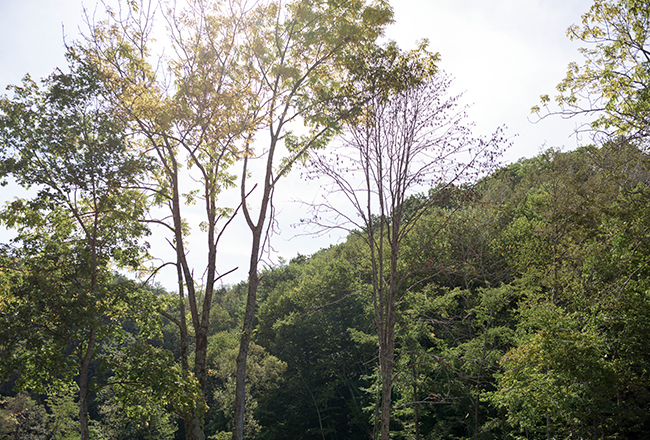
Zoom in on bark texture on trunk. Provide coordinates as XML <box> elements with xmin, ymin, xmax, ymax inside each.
<box><xmin>379</xmin><ymin>346</ymin><xmax>395</xmax><ymax>440</ymax></box>
<box><xmin>232</xmin><ymin>146</ymin><xmax>271</xmax><ymax>440</ymax></box>
<box><xmin>188</xmin><ymin>416</ymin><xmax>205</xmax><ymax>440</ymax></box>
<box><xmin>78</xmin><ymin>329</ymin><xmax>95</xmax><ymax>440</ymax></box>
<box><xmin>232</xmin><ymin>239</ymin><xmax>261</xmax><ymax>440</ymax></box>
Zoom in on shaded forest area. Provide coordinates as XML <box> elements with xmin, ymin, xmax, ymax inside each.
<box><xmin>2</xmin><ymin>0</ymin><xmax>650</xmax><ymax>439</ymax></box>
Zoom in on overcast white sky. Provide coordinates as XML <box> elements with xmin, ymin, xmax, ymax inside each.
<box><xmin>0</xmin><ymin>0</ymin><xmax>596</xmax><ymax>288</ymax></box>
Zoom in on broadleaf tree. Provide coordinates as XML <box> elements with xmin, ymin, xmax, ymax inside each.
<box><xmin>0</xmin><ymin>51</ymin><xmax>158</xmax><ymax>440</ymax></box>
<box><xmin>82</xmin><ymin>1</ymin><xmax>260</xmax><ymax>437</ymax></box>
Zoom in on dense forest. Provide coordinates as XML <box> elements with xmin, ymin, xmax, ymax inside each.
<box><xmin>1</xmin><ymin>0</ymin><xmax>650</xmax><ymax>439</ymax></box>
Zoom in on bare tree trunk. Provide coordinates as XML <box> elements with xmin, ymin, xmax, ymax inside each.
<box><xmin>189</xmin><ymin>328</ymin><xmax>208</xmax><ymax>440</ymax></box>
<box><xmin>233</xmin><ymin>164</ymin><xmax>268</xmax><ymax>439</ymax></box>
<box><xmin>233</xmin><ymin>297</ymin><xmax>252</xmax><ymax>439</ymax></box>
<box><xmin>78</xmin><ymin>329</ymin><xmax>95</xmax><ymax>440</ymax></box>
<box><xmin>167</xmin><ymin>156</ymin><xmax>206</xmax><ymax>440</ymax></box>
<box><xmin>379</xmin><ymin>341</ymin><xmax>395</xmax><ymax>440</ymax></box>
<box><xmin>233</xmin><ymin>237</ymin><xmax>262</xmax><ymax>440</ymax></box>
<box><xmin>187</xmin><ymin>195</ymin><xmax>219</xmax><ymax>440</ymax></box>
<box><xmin>380</xmin><ymin>252</ymin><xmax>401</xmax><ymax>439</ymax></box>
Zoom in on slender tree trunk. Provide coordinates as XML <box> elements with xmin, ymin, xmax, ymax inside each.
<box><xmin>233</xmin><ymin>139</ymin><xmax>273</xmax><ymax>440</ymax></box>
<box><xmin>189</xmin><ymin>323</ymin><xmax>208</xmax><ymax>440</ymax></box>
<box><xmin>177</xmin><ymin>262</ymin><xmax>189</xmax><ymax>373</ymax></box>
<box><xmin>175</xmin><ymin>263</ymin><xmax>201</xmax><ymax>440</ymax></box>
<box><xmin>378</xmin><ymin>281</ymin><xmax>397</xmax><ymax>440</ymax></box>
<box><xmin>379</xmin><ymin>343</ymin><xmax>395</xmax><ymax>440</ymax></box>
<box><xmin>188</xmin><ymin>197</ymin><xmax>218</xmax><ymax>440</ymax></box>
<box><xmin>377</xmin><ymin>221</ymin><xmax>401</xmax><ymax>440</ymax></box>
<box><xmin>412</xmin><ymin>363</ymin><xmax>420</xmax><ymax>440</ymax></box>
<box><xmin>78</xmin><ymin>329</ymin><xmax>95</xmax><ymax>440</ymax></box>
<box><xmin>166</xmin><ymin>153</ymin><xmax>208</xmax><ymax>440</ymax></box>
<box><xmin>233</xmin><ymin>231</ymin><xmax>262</xmax><ymax>440</ymax></box>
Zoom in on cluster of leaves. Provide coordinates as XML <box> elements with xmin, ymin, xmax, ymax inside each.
<box><xmin>534</xmin><ymin>0</ymin><xmax>650</xmax><ymax>142</ymax></box>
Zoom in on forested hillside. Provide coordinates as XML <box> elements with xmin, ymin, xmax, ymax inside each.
<box><xmin>2</xmin><ymin>0</ymin><xmax>650</xmax><ymax>439</ymax></box>
<box><xmin>3</xmin><ymin>143</ymin><xmax>649</xmax><ymax>439</ymax></box>
<box><xmin>218</xmin><ymin>143</ymin><xmax>650</xmax><ymax>439</ymax></box>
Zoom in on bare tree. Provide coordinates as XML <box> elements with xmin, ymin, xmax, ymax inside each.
<box><xmin>305</xmin><ymin>63</ymin><xmax>508</xmax><ymax>439</ymax></box>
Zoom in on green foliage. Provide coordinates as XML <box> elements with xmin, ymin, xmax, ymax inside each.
<box><xmin>0</xmin><ymin>54</ymin><xmax>150</xmax><ymax>268</ymax></box>
<box><xmin>535</xmin><ymin>0</ymin><xmax>650</xmax><ymax>141</ymax></box>
<box><xmin>0</xmin><ymin>386</ymin><xmax>82</xmax><ymax>440</ymax></box>
<box><xmin>204</xmin><ymin>331</ymin><xmax>286</xmax><ymax>439</ymax></box>
<box><xmin>389</xmin><ymin>282</ymin><xmax>518</xmax><ymax>439</ymax></box>
<box><xmin>253</xmin><ymin>245</ymin><xmax>376</xmax><ymax>439</ymax></box>
<box><xmin>3</xmin><ymin>2</ymin><xmax>650</xmax><ymax>439</ymax></box>
<box><xmin>45</xmin><ymin>383</ymin><xmax>80</xmax><ymax>440</ymax></box>
<box><xmin>91</xmin><ymin>385</ymin><xmax>177</xmax><ymax>440</ymax></box>
<box><xmin>493</xmin><ymin>327</ymin><xmax>615</xmax><ymax>438</ymax></box>
<box><xmin>0</xmin><ymin>50</ymin><xmax>167</xmax><ymax>440</ymax></box>
<box><xmin>0</xmin><ymin>392</ymin><xmax>47</xmax><ymax>440</ymax></box>
<box><xmin>486</xmin><ymin>143</ymin><xmax>650</xmax><ymax>438</ymax></box>
<box><xmin>0</xmin><ymin>52</ymin><xmax>152</xmax><ymax>378</ymax></box>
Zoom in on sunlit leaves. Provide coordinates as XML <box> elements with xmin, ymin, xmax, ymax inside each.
<box><xmin>111</xmin><ymin>342</ymin><xmax>206</xmax><ymax>422</ymax></box>
<box><xmin>493</xmin><ymin>327</ymin><xmax>615</xmax><ymax>438</ymax></box>
<box><xmin>0</xmin><ymin>50</ymin><xmax>164</xmax><ymax>440</ymax></box>
<box><xmin>0</xmin><ymin>53</ymin><xmax>151</xmax><ymax>270</ymax></box>
<box><xmin>535</xmin><ymin>0</ymin><xmax>650</xmax><ymax>142</ymax></box>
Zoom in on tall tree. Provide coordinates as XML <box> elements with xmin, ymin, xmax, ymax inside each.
<box><xmin>82</xmin><ymin>1</ymin><xmax>258</xmax><ymax>437</ymax></box>
<box><xmin>229</xmin><ymin>1</ymin><xmax>393</xmax><ymax>438</ymax></box>
<box><xmin>0</xmin><ymin>52</ymin><xmax>156</xmax><ymax>440</ymax></box>
<box><xmin>306</xmin><ymin>46</ymin><xmax>507</xmax><ymax>439</ymax></box>
<box><xmin>83</xmin><ymin>2</ymin><xmax>394</xmax><ymax>437</ymax></box>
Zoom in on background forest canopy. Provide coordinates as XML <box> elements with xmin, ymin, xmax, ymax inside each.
<box><xmin>1</xmin><ymin>0</ymin><xmax>650</xmax><ymax>439</ymax></box>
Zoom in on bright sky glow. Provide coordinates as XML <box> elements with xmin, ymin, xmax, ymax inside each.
<box><xmin>0</xmin><ymin>0</ymin><xmax>597</xmax><ymax>288</ymax></box>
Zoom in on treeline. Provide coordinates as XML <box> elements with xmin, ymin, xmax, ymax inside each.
<box><xmin>4</xmin><ymin>143</ymin><xmax>649</xmax><ymax>439</ymax></box>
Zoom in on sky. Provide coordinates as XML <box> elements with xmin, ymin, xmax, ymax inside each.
<box><xmin>0</xmin><ymin>0</ymin><xmax>596</xmax><ymax>289</ymax></box>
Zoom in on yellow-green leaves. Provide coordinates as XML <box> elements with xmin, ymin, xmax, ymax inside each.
<box><xmin>536</xmin><ymin>0</ymin><xmax>650</xmax><ymax>141</ymax></box>
<box><xmin>493</xmin><ymin>327</ymin><xmax>615</xmax><ymax>437</ymax></box>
